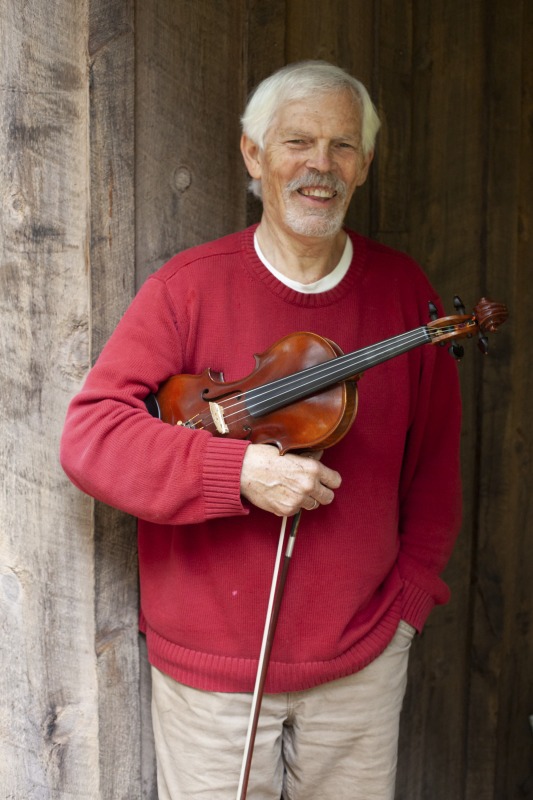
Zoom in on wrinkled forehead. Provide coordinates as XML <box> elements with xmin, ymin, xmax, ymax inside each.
<box><xmin>265</xmin><ymin>89</ymin><xmax>364</xmax><ymax>143</ymax></box>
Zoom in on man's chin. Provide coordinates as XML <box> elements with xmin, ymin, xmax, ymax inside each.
<box><xmin>285</xmin><ymin>213</ymin><xmax>345</xmax><ymax>238</ymax></box>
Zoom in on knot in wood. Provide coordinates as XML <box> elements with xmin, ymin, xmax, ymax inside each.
<box><xmin>173</xmin><ymin>166</ymin><xmax>192</xmax><ymax>193</ymax></box>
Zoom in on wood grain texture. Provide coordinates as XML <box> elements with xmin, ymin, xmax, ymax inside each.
<box><xmin>466</xmin><ymin>1</ymin><xmax>533</xmax><ymax>798</ymax></box>
<box><xmin>88</xmin><ymin>2</ymin><xmax>144</xmax><ymax>797</ymax></box>
<box><xmin>135</xmin><ymin>0</ymin><xmax>249</xmax><ymax>287</ymax></box>
<box><xmin>396</xmin><ymin>3</ymin><xmax>487</xmax><ymax>797</ymax></box>
<box><xmin>372</xmin><ymin>0</ymin><xmax>412</xmax><ymax>251</ymax></box>
<box><xmin>0</xmin><ymin>0</ymin><xmax>100</xmax><ymax>796</ymax></box>
<box><xmin>243</xmin><ymin>0</ymin><xmax>287</xmax><ymax>227</ymax></box>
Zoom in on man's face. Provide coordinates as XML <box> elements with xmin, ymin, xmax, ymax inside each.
<box><xmin>241</xmin><ymin>90</ymin><xmax>373</xmax><ymax>239</ymax></box>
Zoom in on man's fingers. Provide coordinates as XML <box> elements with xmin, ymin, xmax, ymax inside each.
<box><xmin>303</xmin><ymin>497</ymin><xmax>320</xmax><ymax>511</ymax></box>
<box><xmin>291</xmin><ymin>453</ymin><xmax>341</xmax><ymax>491</ymax></box>
<box><xmin>240</xmin><ymin>444</ymin><xmax>341</xmax><ymax>516</ymax></box>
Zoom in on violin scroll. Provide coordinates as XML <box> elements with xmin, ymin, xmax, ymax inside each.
<box><xmin>473</xmin><ymin>297</ymin><xmax>509</xmax><ymax>334</ymax></box>
<box><xmin>427</xmin><ymin>296</ymin><xmax>508</xmax><ymax>353</ymax></box>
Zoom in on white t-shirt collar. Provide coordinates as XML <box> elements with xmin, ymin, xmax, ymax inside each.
<box><xmin>254</xmin><ymin>232</ymin><xmax>353</xmax><ymax>295</ymax></box>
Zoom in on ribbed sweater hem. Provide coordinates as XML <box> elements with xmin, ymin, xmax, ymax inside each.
<box><xmin>140</xmin><ymin>594</ymin><xmax>403</xmax><ymax>694</ymax></box>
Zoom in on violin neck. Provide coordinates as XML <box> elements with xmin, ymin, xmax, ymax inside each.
<box><xmin>246</xmin><ymin>326</ymin><xmax>432</xmax><ymax>418</ymax></box>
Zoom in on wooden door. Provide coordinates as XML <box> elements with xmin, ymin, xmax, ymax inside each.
<box><xmin>1</xmin><ymin>1</ymin><xmax>531</xmax><ymax>797</ymax></box>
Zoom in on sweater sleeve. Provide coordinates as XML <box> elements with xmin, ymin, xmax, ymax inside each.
<box><xmin>396</xmin><ymin>295</ymin><xmax>463</xmax><ymax>632</ymax></box>
<box><xmin>60</xmin><ymin>275</ymin><xmax>250</xmax><ymax>525</ymax></box>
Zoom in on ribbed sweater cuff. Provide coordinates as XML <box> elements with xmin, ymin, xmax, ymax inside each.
<box><xmin>202</xmin><ymin>437</ymin><xmax>251</xmax><ymax>518</ymax></box>
<box><xmin>401</xmin><ymin>580</ymin><xmax>436</xmax><ymax>632</ymax></box>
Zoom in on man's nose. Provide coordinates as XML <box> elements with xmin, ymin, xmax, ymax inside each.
<box><xmin>305</xmin><ymin>143</ymin><xmax>334</xmax><ymax>173</ymax></box>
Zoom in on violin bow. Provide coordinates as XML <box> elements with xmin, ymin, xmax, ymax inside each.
<box><xmin>236</xmin><ymin>510</ymin><xmax>303</xmax><ymax>800</ymax></box>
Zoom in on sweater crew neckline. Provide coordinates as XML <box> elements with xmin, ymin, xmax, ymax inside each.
<box><xmin>240</xmin><ymin>225</ymin><xmax>366</xmax><ymax>307</ymax></box>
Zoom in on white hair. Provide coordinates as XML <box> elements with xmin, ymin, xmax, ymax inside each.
<box><xmin>241</xmin><ymin>60</ymin><xmax>381</xmax><ymax>156</ymax></box>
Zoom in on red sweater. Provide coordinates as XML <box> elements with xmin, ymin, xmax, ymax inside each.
<box><xmin>60</xmin><ymin>226</ymin><xmax>462</xmax><ymax>693</ymax></box>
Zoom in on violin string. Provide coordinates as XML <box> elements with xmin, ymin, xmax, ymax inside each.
<box><xmin>249</xmin><ymin>321</ymin><xmax>470</xmax><ymax>413</ymax></box>
<box><xmin>222</xmin><ymin>327</ymin><xmax>430</xmax><ymax>421</ymax></box>
<box><xmin>185</xmin><ymin>323</ymin><xmax>466</xmax><ymax>431</ymax></box>
<box><xmin>188</xmin><ymin>325</ymin><xmax>449</xmax><ymax>430</ymax></box>
<box><xmin>186</xmin><ymin>329</ymin><xmax>423</xmax><ymax>431</ymax></box>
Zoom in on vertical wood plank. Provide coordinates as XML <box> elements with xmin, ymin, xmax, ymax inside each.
<box><xmin>244</xmin><ymin>0</ymin><xmax>287</xmax><ymax>97</ymax></box>
<box><xmin>372</xmin><ymin>0</ymin><xmax>413</xmax><ymax>253</ymax></box>
<box><xmin>396</xmin><ymin>3</ymin><xmax>486</xmax><ymax>797</ymax></box>
<box><xmin>466</xmin><ymin>1</ymin><xmax>533</xmax><ymax>797</ymax></box>
<box><xmin>285</xmin><ymin>0</ymin><xmax>375</xmax><ymax>86</ymax></box>
<box><xmin>135</xmin><ymin>0</ymin><xmax>249</xmax><ymax>287</ymax></box>
<box><xmin>243</xmin><ymin>0</ymin><xmax>287</xmax><ymax>226</ymax></box>
<box><xmin>88</xmin><ymin>1</ymin><xmax>148</xmax><ymax>797</ymax></box>
<box><xmin>0</xmin><ymin>1</ymin><xmax>100</xmax><ymax>796</ymax></box>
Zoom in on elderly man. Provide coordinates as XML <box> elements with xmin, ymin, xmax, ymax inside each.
<box><xmin>61</xmin><ymin>61</ymin><xmax>462</xmax><ymax>799</ymax></box>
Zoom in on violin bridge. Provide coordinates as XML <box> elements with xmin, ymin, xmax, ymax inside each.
<box><xmin>209</xmin><ymin>401</ymin><xmax>230</xmax><ymax>435</ymax></box>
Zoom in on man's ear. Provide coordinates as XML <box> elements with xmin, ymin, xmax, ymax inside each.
<box><xmin>355</xmin><ymin>149</ymin><xmax>374</xmax><ymax>187</ymax></box>
<box><xmin>240</xmin><ymin>134</ymin><xmax>262</xmax><ymax>179</ymax></box>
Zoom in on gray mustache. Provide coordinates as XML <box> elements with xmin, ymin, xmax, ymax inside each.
<box><xmin>285</xmin><ymin>172</ymin><xmax>347</xmax><ymax>198</ymax></box>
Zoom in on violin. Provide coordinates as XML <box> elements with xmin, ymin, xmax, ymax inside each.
<box><xmin>146</xmin><ymin>297</ymin><xmax>508</xmax><ymax>453</ymax></box>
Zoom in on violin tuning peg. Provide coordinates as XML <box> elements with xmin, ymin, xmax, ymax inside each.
<box><xmin>428</xmin><ymin>301</ymin><xmax>439</xmax><ymax>321</ymax></box>
<box><xmin>449</xmin><ymin>342</ymin><xmax>465</xmax><ymax>361</ymax></box>
<box><xmin>477</xmin><ymin>332</ymin><xmax>489</xmax><ymax>355</ymax></box>
<box><xmin>453</xmin><ymin>295</ymin><xmax>466</xmax><ymax>315</ymax></box>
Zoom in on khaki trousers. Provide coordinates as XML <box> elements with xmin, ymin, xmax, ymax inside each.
<box><xmin>151</xmin><ymin>621</ymin><xmax>415</xmax><ymax>800</ymax></box>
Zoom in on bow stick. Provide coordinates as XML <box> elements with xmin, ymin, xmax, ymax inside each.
<box><xmin>236</xmin><ymin>510</ymin><xmax>302</xmax><ymax>800</ymax></box>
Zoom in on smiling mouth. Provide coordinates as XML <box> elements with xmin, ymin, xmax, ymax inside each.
<box><xmin>297</xmin><ymin>187</ymin><xmax>338</xmax><ymax>200</ymax></box>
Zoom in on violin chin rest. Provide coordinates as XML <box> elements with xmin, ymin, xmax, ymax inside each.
<box><xmin>144</xmin><ymin>393</ymin><xmax>161</xmax><ymax>419</ymax></box>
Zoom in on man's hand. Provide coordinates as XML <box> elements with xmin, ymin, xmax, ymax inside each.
<box><xmin>240</xmin><ymin>444</ymin><xmax>342</xmax><ymax>517</ymax></box>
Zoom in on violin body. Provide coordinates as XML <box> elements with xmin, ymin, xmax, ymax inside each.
<box><xmin>155</xmin><ymin>332</ymin><xmax>358</xmax><ymax>454</ymax></box>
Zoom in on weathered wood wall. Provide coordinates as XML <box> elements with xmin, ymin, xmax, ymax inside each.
<box><xmin>0</xmin><ymin>0</ymin><xmax>101</xmax><ymax>796</ymax></box>
<box><xmin>1</xmin><ymin>0</ymin><xmax>531</xmax><ymax>797</ymax></box>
